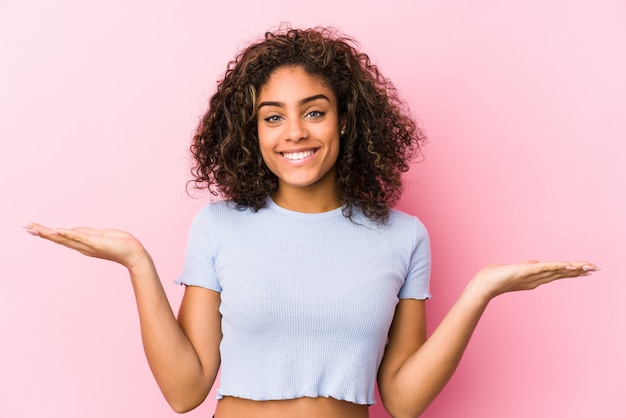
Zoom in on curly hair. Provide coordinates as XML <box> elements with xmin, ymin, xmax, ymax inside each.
<box><xmin>190</xmin><ymin>26</ymin><xmax>426</xmax><ymax>223</ymax></box>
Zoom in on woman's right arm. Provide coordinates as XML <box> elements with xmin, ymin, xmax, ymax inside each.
<box><xmin>25</xmin><ymin>224</ymin><xmax>221</xmax><ymax>413</ymax></box>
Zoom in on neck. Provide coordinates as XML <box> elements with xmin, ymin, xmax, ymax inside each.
<box><xmin>273</xmin><ymin>177</ymin><xmax>342</xmax><ymax>213</ymax></box>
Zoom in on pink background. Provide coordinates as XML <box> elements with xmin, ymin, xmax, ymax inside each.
<box><xmin>2</xmin><ymin>1</ymin><xmax>624</xmax><ymax>417</ymax></box>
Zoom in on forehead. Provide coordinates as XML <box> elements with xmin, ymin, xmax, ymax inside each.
<box><xmin>258</xmin><ymin>66</ymin><xmax>334</xmax><ymax>101</ymax></box>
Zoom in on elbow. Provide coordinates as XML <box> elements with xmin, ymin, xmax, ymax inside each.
<box><xmin>385</xmin><ymin>406</ymin><xmax>424</xmax><ymax>418</ymax></box>
<box><xmin>381</xmin><ymin>399</ymin><xmax>426</xmax><ymax>418</ymax></box>
<box><xmin>379</xmin><ymin>386</ymin><xmax>428</xmax><ymax>418</ymax></box>
<box><xmin>168</xmin><ymin>400</ymin><xmax>201</xmax><ymax>414</ymax></box>
<box><xmin>160</xmin><ymin>374</ymin><xmax>213</xmax><ymax>413</ymax></box>
<box><xmin>165</xmin><ymin>392</ymin><xmax>206</xmax><ymax>414</ymax></box>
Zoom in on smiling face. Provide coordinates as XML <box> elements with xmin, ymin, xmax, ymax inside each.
<box><xmin>256</xmin><ymin>65</ymin><xmax>343</xmax><ymax>210</ymax></box>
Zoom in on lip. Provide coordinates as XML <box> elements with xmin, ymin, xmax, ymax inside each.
<box><xmin>277</xmin><ymin>147</ymin><xmax>320</xmax><ymax>164</ymax></box>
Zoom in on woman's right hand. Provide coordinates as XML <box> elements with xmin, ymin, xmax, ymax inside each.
<box><xmin>25</xmin><ymin>223</ymin><xmax>148</xmax><ymax>270</ymax></box>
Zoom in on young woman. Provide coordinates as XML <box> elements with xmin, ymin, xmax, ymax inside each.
<box><xmin>25</xmin><ymin>27</ymin><xmax>596</xmax><ymax>418</ymax></box>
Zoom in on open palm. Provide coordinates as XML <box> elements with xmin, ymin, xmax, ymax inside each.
<box><xmin>473</xmin><ymin>260</ymin><xmax>595</xmax><ymax>299</ymax></box>
<box><xmin>25</xmin><ymin>223</ymin><xmax>147</xmax><ymax>269</ymax></box>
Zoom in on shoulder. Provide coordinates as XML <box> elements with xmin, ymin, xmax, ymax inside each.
<box><xmin>192</xmin><ymin>199</ymin><xmax>255</xmax><ymax>222</ymax></box>
<box><xmin>380</xmin><ymin>210</ymin><xmax>429</xmax><ymax>262</ymax></box>
<box><xmin>376</xmin><ymin>209</ymin><xmax>429</xmax><ymax>246</ymax></box>
<box><xmin>388</xmin><ymin>209</ymin><xmax>427</xmax><ymax>232</ymax></box>
<box><xmin>186</xmin><ymin>200</ymin><xmax>253</xmax><ymax>240</ymax></box>
<box><xmin>196</xmin><ymin>199</ymin><xmax>239</xmax><ymax>215</ymax></box>
<box><xmin>347</xmin><ymin>208</ymin><xmax>429</xmax><ymax>259</ymax></box>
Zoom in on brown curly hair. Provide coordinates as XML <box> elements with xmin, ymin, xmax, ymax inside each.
<box><xmin>190</xmin><ymin>26</ymin><xmax>426</xmax><ymax>223</ymax></box>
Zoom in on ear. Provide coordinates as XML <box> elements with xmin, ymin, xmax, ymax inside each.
<box><xmin>339</xmin><ymin>116</ymin><xmax>347</xmax><ymax>137</ymax></box>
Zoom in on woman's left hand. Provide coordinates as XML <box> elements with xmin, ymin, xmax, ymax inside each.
<box><xmin>471</xmin><ymin>261</ymin><xmax>598</xmax><ymax>300</ymax></box>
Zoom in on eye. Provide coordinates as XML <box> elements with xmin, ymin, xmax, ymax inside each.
<box><xmin>263</xmin><ymin>115</ymin><xmax>283</xmax><ymax>123</ymax></box>
<box><xmin>305</xmin><ymin>110</ymin><xmax>325</xmax><ymax>119</ymax></box>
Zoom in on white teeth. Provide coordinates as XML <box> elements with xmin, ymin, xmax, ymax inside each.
<box><xmin>282</xmin><ymin>149</ymin><xmax>315</xmax><ymax>160</ymax></box>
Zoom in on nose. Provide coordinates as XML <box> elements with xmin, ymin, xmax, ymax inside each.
<box><xmin>285</xmin><ymin>117</ymin><xmax>308</xmax><ymax>142</ymax></box>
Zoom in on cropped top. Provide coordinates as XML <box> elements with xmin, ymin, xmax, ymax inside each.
<box><xmin>176</xmin><ymin>198</ymin><xmax>431</xmax><ymax>405</ymax></box>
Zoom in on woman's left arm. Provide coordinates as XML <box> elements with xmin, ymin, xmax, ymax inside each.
<box><xmin>377</xmin><ymin>261</ymin><xmax>597</xmax><ymax>418</ymax></box>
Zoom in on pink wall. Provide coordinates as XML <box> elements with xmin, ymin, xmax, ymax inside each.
<box><xmin>2</xmin><ymin>1</ymin><xmax>624</xmax><ymax>417</ymax></box>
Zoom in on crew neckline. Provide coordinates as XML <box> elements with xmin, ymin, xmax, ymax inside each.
<box><xmin>266</xmin><ymin>197</ymin><xmax>345</xmax><ymax>220</ymax></box>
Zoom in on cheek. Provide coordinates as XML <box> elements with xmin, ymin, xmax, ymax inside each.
<box><xmin>256</xmin><ymin>126</ymin><xmax>270</xmax><ymax>151</ymax></box>
<box><xmin>259</xmin><ymin>146</ymin><xmax>273</xmax><ymax>165</ymax></box>
<box><xmin>256</xmin><ymin>133</ymin><xmax>277</xmax><ymax>169</ymax></box>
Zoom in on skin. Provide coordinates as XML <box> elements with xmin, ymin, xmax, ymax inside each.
<box><xmin>25</xmin><ymin>65</ymin><xmax>597</xmax><ymax>418</ymax></box>
<box><xmin>257</xmin><ymin>65</ymin><xmax>344</xmax><ymax>213</ymax></box>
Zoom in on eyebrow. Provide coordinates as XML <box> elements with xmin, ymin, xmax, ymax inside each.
<box><xmin>257</xmin><ymin>94</ymin><xmax>330</xmax><ymax>110</ymax></box>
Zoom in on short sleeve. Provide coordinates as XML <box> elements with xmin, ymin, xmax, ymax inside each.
<box><xmin>174</xmin><ymin>205</ymin><xmax>222</xmax><ymax>292</ymax></box>
<box><xmin>398</xmin><ymin>217</ymin><xmax>432</xmax><ymax>300</ymax></box>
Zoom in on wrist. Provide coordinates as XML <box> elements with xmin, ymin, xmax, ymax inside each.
<box><xmin>464</xmin><ymin>276</ymin><xmax>497</xmax><ymax>306</ymax></box>
<box><xmin>126</xmin><ymin>247</ymin><xmax>153</xmax><ymax>274</ymax></box>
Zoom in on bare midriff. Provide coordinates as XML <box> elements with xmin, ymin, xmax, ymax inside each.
<box><xmin>214</xmin><ymin>396</ymin><xmax>370</xmax><ymax>418</ymax></box>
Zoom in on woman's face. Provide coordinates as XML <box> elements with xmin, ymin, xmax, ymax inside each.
<box><xmin>256</xmin><ymin>65</ymin><xmax>342</xmax><ymax>200</ymax></box>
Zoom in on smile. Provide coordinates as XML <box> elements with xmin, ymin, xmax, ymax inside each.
<box><xmin>280</xmin><ymin>149</ymin><xmax>318</xmax><ymax>161</ymax></box>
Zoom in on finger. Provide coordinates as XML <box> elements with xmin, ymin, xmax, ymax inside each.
<box><xmin>71</xmin><ymin>226</ymin><xmax>101</xmax><ymax>235</ymax></box>
<box><xmin>561</xmin><ymin>262</ymin><xmax>598</xmax><ymax>272</ymax></box>
<box><xmin>53</xmin><ymin>227</ymin><xmax>96</xmax><ymax>245</ymax></box>
<box><xmin>54</xmin><ymin>228</ymin><xmax>126</xmax><ymax>253</ymax></box>
<box><xmin>518</xmin><ymin>262</ymin><xmax>574</xmax><ymax>276</ymax></box>
<box><xmin>35</xmin><ymin>227</ymin><xmax>90</xmax><ymax>249</ymax></box>
<box><xmin>55</xmin><ymin>239</ymin><xmax>95</xmax><ymax>255</ymax></box>
<box><xmin>533</xmin><ymin>264</ymin><xmax>593</xmax><ymax>278</ymax></box>
<box><xmin>527</xmin><ymin>267</ymin><xmax>595</xmax><ymax>288</ymax></box>
<box><xmin>70</xmin><ymin>227</ymin><xmax>130</xmax><ymax>239</ymax></box>
<box><xmin>48</xmin><ymin>231</ymin><xmax>110</xmax><ymax>258</ymax></box>
<box><xmin>24</xmin><ymin>227</ymin><xmax>89</xmax><ymax>256</ymax></box>
<box><xmin>23</xmin><ymin>226</ymin><xmax>42</xmax><ymax>236</ymax></box>
<box><xmin>576</xmin><ymin>261</ymin><xmax>599</xmax><ymax>271</ymax></box>
<box><xmin>526</xmin><ymin>261</ymin><xmax>598</xmax><ymax>275</ymax></box>
<box><xmin>533</xmin><ymin>269</ymin><xmax>587</xmax><ymax>282</ymax></box>
<box><xmin>514</xmin><ymin>263</ymin><xmax>593</xmax><ymax>285</ymax></box>
<box><xmin>24</xmin><ymin>223</ymin><xmax>59</xmax><ymax>237</ymax></box>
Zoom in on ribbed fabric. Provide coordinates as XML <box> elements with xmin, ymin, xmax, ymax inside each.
<box><xmin>176</xmin><ymin>198</ymin><xmax>431</xmax><ymax>405</ymax></box>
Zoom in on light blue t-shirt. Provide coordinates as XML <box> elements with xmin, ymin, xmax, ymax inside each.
<box><xmin>176</xmin><ymin>198</ymin><xmax>431</xmax><ymax>405</ymax></box>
